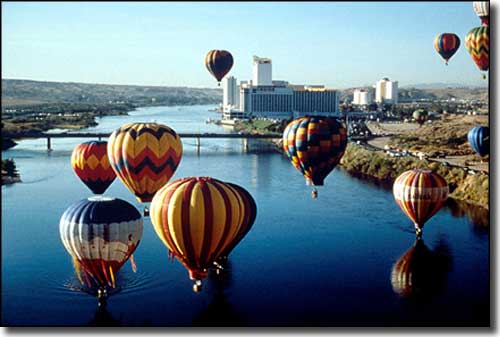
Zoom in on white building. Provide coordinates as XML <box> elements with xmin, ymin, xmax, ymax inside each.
<box><xmin>353</xmin><ymin>88</ymin><xmax>374</xmax><ymax>105</ymax></box>
<box><xmin>375</xmin><ymin>77</ymin><xmax>398</xmax><ymax>104</ymax></box>
<box><xmin>222</xmin><ymin>76</ymin><xmax>240</xmax><ymax>111</ymax></box>
<box><xmin>252</xmin><ymin>56</ymin><xmax>272</xmax><ymax>86</ymax></box>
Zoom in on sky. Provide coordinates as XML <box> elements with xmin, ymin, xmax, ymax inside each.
<box><xmin>1</xmin><ymin>1</ymin><xmax>492</xmax><ymax>89</ymax></box>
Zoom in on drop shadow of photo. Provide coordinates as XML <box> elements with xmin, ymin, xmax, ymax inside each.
<box><xmin>391</xmin><ymin>237</ymin><xmax>453</xmax><ymax>301</ymax></box>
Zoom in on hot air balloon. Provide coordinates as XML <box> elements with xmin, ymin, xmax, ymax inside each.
<box><xmin>393</xmin><ymin>170</ymin><xmax>449</xmax><ymax>236</ymax></box>
<box><xmin>473</xmin><ymin>1</ymin><xmax>489</xmax><ymax>26</ymax></box>
<box><xmin>150</xmin><ymin>177</ymin><xmax>255</xmax><ymax>291</ymax></box>
<box><xmin>468</xmin><ymin>125</ymin><xmax>489</xmax><ymax>157</ymax></box>
<box><xmin>412</xmin><ymin>109</ymin><xmax>428</xmax><ymax>126</ymax></box>
<box><xmin>59</xmin><ymin>197</ymin><xmax>143</xmax><ymax>300</ymax></box>
<box><xmin>107</xmin><ymin>123</ymin><xmax>183</xmax><ymax>203</ymax></box>
<box><xmin>205</xmin><ymin>50</ymin><xmax>234</xmax><ymax>85</ymax></box>
<box><xmin>391</xmin><ymin>238</ymin><xmax>451</xmax><ymax>298</ymax></box>
<box><xmin>283</xmin><ymin>116</ymin><xmax>347</xmax><ymax>198</ymax></box>
<box><xmin>71</xmin><ymin>141</ymin><xmax>116</xmax><ymax>195</ymax></box>
<box><xmin>433</xmin><ymin>33</ymin><xmax>460</xmax><ymax>65</ymax></box>
<box><xmin>465</xmin><ymin>26</ymin><xmax>489</xmax><ymax>79</ymax></box>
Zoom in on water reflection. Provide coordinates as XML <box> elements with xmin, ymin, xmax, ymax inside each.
<box><xmin>445</xmin><ymin>198</ymin><xmax>489</xmax><ymax>230</ymax></box>
<box><xmin>391</xmin><ymin>237</ymin><xmax>452</xmax><ymax>300</ymax></box>
<box><xmin>192</xmin><ymin>260</ymin><xmax>245</xmax><ymax>326</ymax></box>
<box><xmin>88</xmin><ymin>301</ymin><xmax>121</xmax><ymax>326</ymax></box>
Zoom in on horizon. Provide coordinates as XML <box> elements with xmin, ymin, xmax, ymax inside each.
<box><xmin>2</xmin><ymin>2</ymin><xmax>492</xmax><ymax>88</ymax></box>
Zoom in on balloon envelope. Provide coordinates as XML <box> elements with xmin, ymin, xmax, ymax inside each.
<box><xmin>71</xmin><ymin>141</ymin><xmax>116</xmax><ymax>195</ymax></box>
<box><xmin>283</xmin><ymin>116</ymin><xmax>347</xmax><ymax>186</ymax></box>
<box><xmin>150</xmin><ymin>177</ymin><xmax>254</xmax><ymax>285</ymax></box>
<box><xmin>473</xmin><ymin>1</ymin><xmax>489</xmax><ymax>25</ymax></box>
<box><xmin>393</xmin><ymin>170</ymin><xmax>448</xmax><ymax>232</ymax></box>
<box><xmin>205</xmin><ymin>50</ymin><xmax>234</xmax><ymax>83</ymax></box>
<box><xmin>59</xmin><ymin>197</ymin><xmax>143</xmax><ymax>289</ymax></box>
<box><xmin>433</xmin><ymin>33</ymin><xmax>460</xmax><ymax>65</ymax></box>
<box><xmin>107</xmin><ymin>123</ymin><xmax>183</xmax><ymax>202</ymax></box>
<box><xmin>465</xmin><ymin>26</ymin><xmax>489</xmax><ymax>73</ymax></box>
<box><xmin>412</xmin><ymin>109</ymin><xmax>428</xmax><ymax>125</ymax></box>
<box><xmin>468</xmin><ymin>126</ymin><xmax>489</xmax><ymax>156</ymax></box>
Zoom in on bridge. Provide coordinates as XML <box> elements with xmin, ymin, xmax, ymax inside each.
<box><xmin>5</xmin><ymin>132</ymin><xmax>283</xmax><ymax>152</ymax></box>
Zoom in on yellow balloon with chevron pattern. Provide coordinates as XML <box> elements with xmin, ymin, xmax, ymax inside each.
<box><xmin>465</xmin><ymin>25</ymin><xmax>489</xmax><ymax>78</ymax></box>
<box><xmin>107</xmin><ymin>123</ymin><xmax>183</xmax><ymax>203</ymax></box>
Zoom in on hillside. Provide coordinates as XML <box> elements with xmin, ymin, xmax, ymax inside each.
<box><xmin>1</xmin><ymin>79</ymin><xmax>222</xmax><ymax>108</ymax></box>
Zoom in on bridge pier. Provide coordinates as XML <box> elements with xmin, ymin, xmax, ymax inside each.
<box><xmin>47</xmin><ymin>136</ymin><xmax>52</xmax><ymax>152</ymax></box>
<box><xmin>195</xmin><ymin>137</ymin><xmax>201</xmax><ymax>154</ymax></box>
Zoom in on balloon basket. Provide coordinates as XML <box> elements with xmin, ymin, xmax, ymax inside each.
<box><xmin>193</xmin><ymin>280</ymin><xmax>202</xmax><ymax>293</ymax></box>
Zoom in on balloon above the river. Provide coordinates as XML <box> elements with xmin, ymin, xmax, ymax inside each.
<box><xmin>205</xmin><ymin>50</ymin><xmax>234</xmax><ymax>84</ymax></box>
<box><xmin>465</xmin><ymin>25</ymin><xmax>489</xmax><ymax>79</ymax></box>
<box><xmin>107</xmin><ymin>123</ymin><xmax>183</xmax><ymax>203</ymax></box>
<box><xmin>150</xmin><ymin>177</ymin><xmax>256</xmax><ymax>292</ymax></box>
<box><xmin>468</xmin><ymin>125</ymin><xmax>489</xmax><ymax>157</ymax></box>
<box><xmin>393</xmin><ymin>169</ymin><xmax>449</xmax><ymax>236</ymax></box>
<box><xmin>283</xmin><ymin>116</ymin><xmax>347</xmax><ymax>198</ymax></box>
<box><xmin>59</xmin><ymin>197</ymin><xmax>143</xmax><ymax>293</ymax></box>
<box><xmin>71</xmin><ymin>141</ymin><xmax>116</xmax><ymax>195</ymax></box>
<box><xmin>433</xmin><ymin>33</ymin><xmax>460</xmax><ymax>65</ymax></box>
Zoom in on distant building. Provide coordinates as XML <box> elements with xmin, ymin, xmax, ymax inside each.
<box><xmin>252</xmin><ymin>56</ymin><xmax>273</xmax><ymax>86</ymax></box>
<box><xmin>375</xmin><ymin>77</ymin><xmax>398</xmax><ymax>104</ymax></box>
<box><xmin>222</xmin><ymin>76</ymin><xmax>240</xmax><ymax>112</ymax></box>
<box><xmin>353</xmin><ymin>88</ymin><xmax>374</xmax><ymax>105</ymax></box>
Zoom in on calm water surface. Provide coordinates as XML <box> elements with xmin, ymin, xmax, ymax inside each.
<box><xmin>1</xmin><ymin>105</ymin><xmax>489</xmax><ymax>326</ymax></box>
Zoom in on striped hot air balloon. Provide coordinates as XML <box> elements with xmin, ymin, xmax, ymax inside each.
<box><xmin>71</xmin><ymin>141</ymin><xmax>116</xmax><ymax>195</ymax></box>
<box><xmin>59</xmin><ymin>197</ymin><xmax>143</xmax><ymax>293</ymax></box>
<box><xmin>283</xmin><ymin>116</ymin><xmax>347</xmax><ymax>198</ymax></box>
<box><xmin>468</xmin><ymin>125</ymin><xmax>489</xmax><ymax>157</ymax></box>
<box><xmin>107</xmin><ymin>123</ymin><xmax>183</xmax><ymax>203</ymax></box>
<box><xmin>393</xmin><ymin>170</ymin><xmax>449</xmax><ymax>236</ymax></box>
<box><xmin>150</xmin><ymin>177</ymin><xmax>256</xmax><ymax>291</ymax></box>
<box><xmin>473</xmin><ymin>1</ymin><xmax>489</xmax><ymax>26</ymax></box>
<box><xmin>433</xmin><ymin>33</ymin><xmax>460</xmax><ymax>65</ymax></box>
<box><xmin>465</xmin><ymin>26</ymin><xmax>489</xmax><ymax>78</ymax></box>
<box><xmin>205</xmin><ymin>50</ymin><xmax>234</xmax><ymax>85</ymax></box>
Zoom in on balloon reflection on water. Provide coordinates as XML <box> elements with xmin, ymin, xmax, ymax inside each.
<box><xmin>59</xmin><ymin>196</ymin><xmax>143</xmax><ymax>303</ymax></box>
<box><xmin>391</xmin><ymin>238</ymin><xmax>452</xmax><ymax>299</ymax></box>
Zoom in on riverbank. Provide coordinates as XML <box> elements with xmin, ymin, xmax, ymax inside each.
<box><xmin>340</xmin><ymin>143</ymin><xmax>488</xmax><ymax>210</ymax></box>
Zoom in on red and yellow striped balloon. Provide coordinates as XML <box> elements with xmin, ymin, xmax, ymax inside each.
<box><xmin>150</xmin><ymin>177</ymin><xmax>256</xmax><ymax>291</ymax></box>
<box><xmin>71</xmin><ymin>141</ymin><xmax>116</xmax><ymax>195</ymax></box>
<box><xmin>107</xmin><ymin>123</ymin><xmax>183</xmax><ymax>203</ymax></box>
<box><xmin>465</xmin><ymin>26</ymin><xmax>489</xmax><ymax>77</ymax></box>
<box><xmin>393</xmin><ymin>170</ymin><xmax>448</xmax><ymax>235</ymax></box>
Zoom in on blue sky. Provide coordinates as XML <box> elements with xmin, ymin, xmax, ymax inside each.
<box><xmin>1</xmin><ymin>1</ymin><xmax>490</xmax><ymax>88</ymax></box>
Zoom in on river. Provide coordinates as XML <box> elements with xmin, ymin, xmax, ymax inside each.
<box><xmin>1</xmin><ymin>104</ymin><xmax>489</xmax><ymax>326</ymax></box>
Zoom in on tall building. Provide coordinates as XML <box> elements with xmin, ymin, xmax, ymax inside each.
<box><xmin>222</xmin><ymin>76</ymin><xmax>239</xmax><ymax>111</ymax></box>
<box><xmin>375</xmin><ymin>78</ymin><xmax>398</xmax><ymax>104</ymax></box>
<box><xmin>353</xmin><ymin>88</ymin><xmax>374</xmax><ymax>105</ymax></box>
<box><xmin>252</xmin><ymin>56</ymin><xmax>272</xmax><ymax>86</ymax></box>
